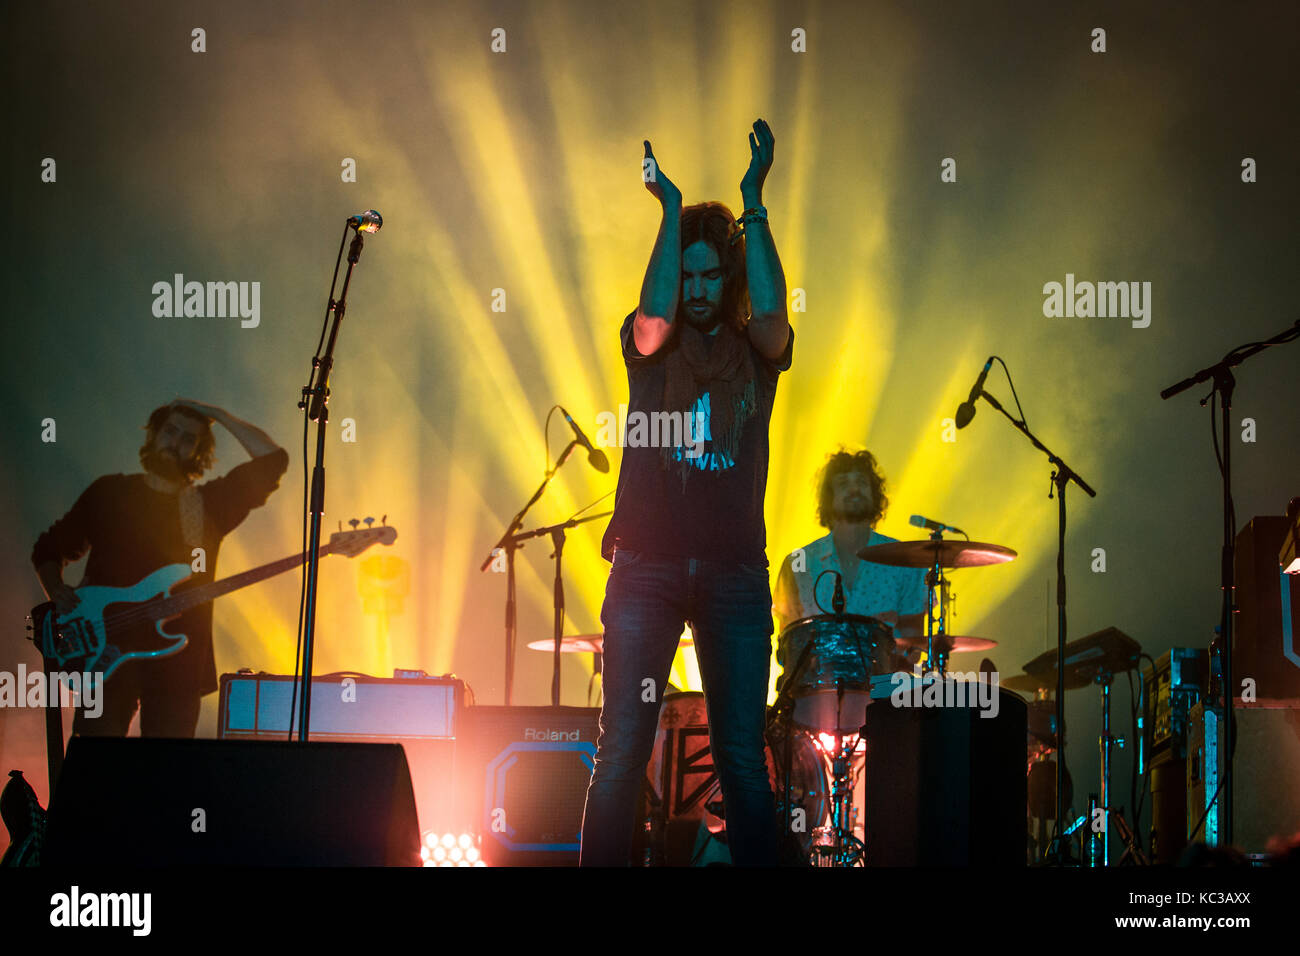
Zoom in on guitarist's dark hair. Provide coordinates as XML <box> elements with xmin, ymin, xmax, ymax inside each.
<box><xmin>140</xmin><ymin>404</ymin><xmax>216</xmax><ymax>481</ymax></box>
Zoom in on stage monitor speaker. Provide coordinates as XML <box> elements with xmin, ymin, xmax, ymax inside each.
<box><xmin>44</xmin><ymin>738</ymin><xmax>420</xmax><ymax>866</ymax></box>
<box><xmin>458</xmin><ymin>706</ymin><xmax>600</xmax><ymax>867</ymax></box>
<box><xmin>217</xmin><ymin>672</ymin><xmax>464</xmax><ymax>834</ymax></box>
<box><xmin>862</xmin><ymin>685</ymin><xmax>1026</xmax><ymax>866</ymax></box>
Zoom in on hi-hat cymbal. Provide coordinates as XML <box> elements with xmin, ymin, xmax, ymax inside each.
<box><xmin>893</xmin><ymin>634</ymin><xmax>999</xmax><ymax>654</ymax></box>
<box><xmin>856</xmin><ymin>539</ymin><xmax>1017</xmax><ymax>569</ymax></box>
<box><xmin>526</xmin><ymin>633</ymin><xmax>696</xmax><ymax>654</ymax></box>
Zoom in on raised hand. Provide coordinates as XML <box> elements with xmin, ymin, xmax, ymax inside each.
<box><xmin>740</xmin><ymin>118</ymin><xmax>775</xmax><ymax>205</ymax></box>
<box><xmin>171</xmin><ymin>397</ymin><xmax>218</xmax><ymax>420</ymax></box>
<box><xmin>642</xmin><ymin>140</ymin><xmax>682</xmax><ymax>210</ymax></box>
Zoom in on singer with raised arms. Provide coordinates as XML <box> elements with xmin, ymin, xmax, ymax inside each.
<box><xmin>580</xmin><ymin>120</ymin><xmax>793</xmax><ymax>866</ymax></box>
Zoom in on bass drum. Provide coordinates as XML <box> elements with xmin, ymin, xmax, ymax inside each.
<box><xmin>644</xmin><ymin>691</ymin><xmax>828</xmax><ymax>864</ymax></box>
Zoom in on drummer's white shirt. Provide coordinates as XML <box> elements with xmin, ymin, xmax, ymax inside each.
<box><xmin>773</xmin><ymin>531</ymin><xmax>928</xmax><ymax>633</ymax></box>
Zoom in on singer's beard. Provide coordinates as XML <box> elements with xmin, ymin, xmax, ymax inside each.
<box><xmin>142</xmin><ymin>447</ymin><xmax>197</xmax><ymax>484</ymax></box>
<box><xmin>682</xmin><ymin>304</ymin><xmax>721</xmax><ymax>333</ymax></box>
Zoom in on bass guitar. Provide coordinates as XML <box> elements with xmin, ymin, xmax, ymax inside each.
<box><xmin>30</xmin><ymin>521</ymin><xmax>397</xmax><ymax>688</ymax></box>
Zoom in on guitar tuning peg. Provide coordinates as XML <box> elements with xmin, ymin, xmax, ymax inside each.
<box><xmin>381</xmin><ymin>514</ymin><xmax>387</xmax><ymax>526</ymax></box>
<box><xmin>349</xmin><ymin>518</ymin><xmax>360</xmax><ymax>530</ymax></box>
<box><xmin>364</xmin><ymin>517</ymin><xmax>375</xmax><ymax>528</ymax></box>
<box><xmin>338</xmin><ymin>521</ymin><xmax>343</xmax><ymax>532</ymax></box>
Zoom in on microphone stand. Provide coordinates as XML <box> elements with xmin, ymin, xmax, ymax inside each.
<box><xmin>479</xmin><ymin>440</ymin><xmax>605</xmax><ymax>705</ymax></box>
<box><xmin>295</xmin><ymin>223</ymin><xmax>371</xmax><ymax>742</ymax></box>
<box><xmin>506</xmin><ymin>511</ymin><xmax>612</xmax><ymax>706</ymax></box>
<box><xmin>972</xmin><ymin>387</ymin><xmax>1096</xmax><ymax>863</ymax></box>
<box><xmin>1159</xmin><ymin>317</ymin><xmax>1299</xmax><ymax>847</ymax></box>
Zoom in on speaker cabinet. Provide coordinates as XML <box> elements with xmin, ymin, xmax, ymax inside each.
<box><xmin>1188</xmin><ymin>700</ymin><xmax>1300</xmax><ymax>855</ymax></box>
<box><xmin>862</xmin><ymin>686</ymin><xmax>1026</xmax><ymax>865</ymax></box>
<box><xmin>44</xmin><ymin>738</ymin><xmax>420</xmax><ymax>865</ymax></box>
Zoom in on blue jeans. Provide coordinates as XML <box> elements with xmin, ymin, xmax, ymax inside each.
<box><xmin>579</xmin><ymin>549</ymin><xmax>778</xmax><ymax>866</ymax></box>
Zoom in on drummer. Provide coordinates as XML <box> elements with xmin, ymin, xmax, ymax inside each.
<box><xmin>773</xmin><ymin>448</ymin><xmax>927</xmax><ymax>673</ymax></box>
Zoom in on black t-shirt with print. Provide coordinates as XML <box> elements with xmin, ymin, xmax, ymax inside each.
<box><xmin>600</xmin><ymin>311</ymin><xmax>793</xmax><ymax>566</ymax></box>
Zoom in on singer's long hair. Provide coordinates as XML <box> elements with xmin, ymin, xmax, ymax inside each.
<box><xmin>816</xmin><ymin>447</ymin><xmax>889</xmax><ymax>529</ymax></box>
<box><xmin>677</xmin><ymin>202</ymin><xmax>750</xmax><ymax>333</ymax></box>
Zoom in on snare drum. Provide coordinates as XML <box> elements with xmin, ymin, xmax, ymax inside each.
<box><xmin>777</xmin><ymin>614</ymin><xmax>894</xmax><ymax>734</ymax></box>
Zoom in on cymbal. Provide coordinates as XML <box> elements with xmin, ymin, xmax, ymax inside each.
<box><xmin>1001</xmin><ymin>672</ymin><xmax>1054</xmax><ymax>693</ymax></box>
<box><xmin>856</xmin><ymin>539</ymin><xmax>1017</xmax><ymax>569</ymax></box>
<box><xmin>893</xmin><ymin>634</ymin><xmax>998</xmax><ymax>654</ymax></box>
<box><xmin>525</xmin><ymin>633</ymin><xmax>696</xmax><ymax>654</ymax></box>
<box><xmin>527</xmin><ymin>635</ymin><xmax>606</xmax><ymax>654</ymax></box>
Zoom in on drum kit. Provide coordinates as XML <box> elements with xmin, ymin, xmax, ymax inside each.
<box><xmin>528</xmin><ymin>530</ymin><xmax>1024</xmax><ymax>866</ymax></box>
<box><xmin>765</xmin><ymin>534</ymin><xmax>1016</xmax><ymax>865</ymax></box>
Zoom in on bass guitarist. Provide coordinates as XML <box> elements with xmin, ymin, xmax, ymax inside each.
<box><xmin>31</xmin><ymin>399</ymin><xmax>288</xmax><ymax>738</ymax></box>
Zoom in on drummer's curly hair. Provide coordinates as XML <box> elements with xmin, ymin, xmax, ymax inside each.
<box><xmin>816</xmin><ymin>448</ymin><xmax>888</xmax><ymax>528</ymax></box>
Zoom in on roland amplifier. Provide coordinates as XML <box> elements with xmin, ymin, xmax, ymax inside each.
<box><xmin>457</xmin><ymin>706</ymin><xmax>600</xmax><ymax>867</ymax></box>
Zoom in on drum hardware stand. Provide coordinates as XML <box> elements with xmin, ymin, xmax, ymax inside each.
<box><xmin>1092</xmin><ymin>668</ymin><xmax>1127</xmax><ymax>866</ymax></box>
<box><xmin>812</xmin><ymin>693</ymin><xmax>866</xmax><ymax>868</ymax></box>
<box><xmin>638</xmin><ymin>780</ymin><xmax>666</xmax><ymax>866</ymax></box>
<box><xmin>922</xmin><ymin>531</ymin><xmax>951</xmax><ymax>677</ymax></box>
<box><xmin>1111</xmin><ymin>808</ymin><xmax>1149</xmax><ymax>866</ymax></box>
<box><xmin>768</xmin><ymin>638</ymin><xmax>818</xmax><ymax>859</ymax></box>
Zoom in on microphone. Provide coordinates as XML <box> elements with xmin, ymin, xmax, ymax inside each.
<box><xmin>831</xmin><ymin>572</ymin><xmax>846</xmax><ymax>615</ymax></box>
<box><xmin>559</xmin><ymin>407</ymin><xmax>610</xmax><ymax>473</ymax></box>
<box><xmin>347</xmin><ymin>209</ymin><xmax>383</xmax><ymax>233</ymax></box>
<box><xmin>909</xmin><ymin>514</ymin><xmax>966</xmax><ymax>536</ymax></box>
<box><xmin>954</xmin><ymin>356</ymin><xmax>994</xmax><ymax>429</ymax></box>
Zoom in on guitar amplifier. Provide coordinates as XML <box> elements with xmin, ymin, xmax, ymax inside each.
<box><xmin>217</xmin><ymin>671</ymin><xmax>466</xmax><ymax>833</ymax></box>
<box><xmin>457</xmin><ymin>706</ymin><xmax>600</xmax><ymax>867</ymax></box>
<box><xmin>218</xmin><ymin>671</ymin><xmax>462</xmax><ymax>739</ymax></box>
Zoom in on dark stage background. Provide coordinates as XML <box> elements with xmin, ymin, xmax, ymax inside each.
<box><xmin>3</xmin><ymin>0</ymin><xmax>1297</xmax><ymax>860</ymax></box>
